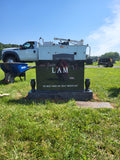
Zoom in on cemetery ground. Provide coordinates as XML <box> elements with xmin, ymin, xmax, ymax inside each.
<box><xmin>0</xmin><ymin>64</ymin><xmax>120</xmax><ymax>160</ymax></box>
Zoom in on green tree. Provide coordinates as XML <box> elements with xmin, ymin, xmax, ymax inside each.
<box><xmin>101</xmin><ymin>52</ymin><xmax>120</xmax><ymax>59</ymax></box>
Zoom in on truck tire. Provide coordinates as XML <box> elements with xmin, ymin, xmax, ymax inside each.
<box><xmin>104</xmin><ymin>64</ymin><xmax>108</xmax><ymax>67</ymax></box>
<box><xmin>4</xmin><ymin>56</ymin><xmax>17</xmax><ymax>63</ymax></box>
<box><xmin>109</xmin><ymin>64</ymin><xmax>113</xmax><ymax>67</ymax></box>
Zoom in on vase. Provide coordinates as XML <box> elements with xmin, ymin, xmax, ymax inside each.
<box><xmin>30</xmin><ymin>79</ymin><xmax>36</xmax><ymax>92</ymax></box>
<box><xmin>85</xmin><ymin>78</ymin><xmax>90</xmax><ymax>91</ymax></box>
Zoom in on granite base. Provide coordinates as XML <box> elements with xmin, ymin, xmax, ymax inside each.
<box><xmin>27</xmin><ymin>90</ymin><xmax>93</xmax><ymax>101</ymax></box>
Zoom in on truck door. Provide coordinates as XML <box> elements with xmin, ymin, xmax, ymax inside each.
<box><xmin>18</xmin><ymin>41</ymin><xmax>37</xmax><ymax>61</ymax></box>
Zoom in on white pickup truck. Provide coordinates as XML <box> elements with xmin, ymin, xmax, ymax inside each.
<box><xmin>1</xmin><ymin>38</ymin><xmax>89</xmax><ymax>62</ymax></box>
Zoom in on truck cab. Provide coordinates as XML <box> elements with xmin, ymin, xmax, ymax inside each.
<box><xmin>1</xmin><ymin>41</ymin><xmax>38</xmax><ymax>62</ymax></box>
<box><xmin>18</xmin><ymin>41</ymin><xmax>38</xmax><ymax>62</ymax></box>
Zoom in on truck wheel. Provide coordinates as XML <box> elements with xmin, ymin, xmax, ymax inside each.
<box><xmin>4</xmin><ymin>56</ymin><xmax>16</xmax><ymax>63</ymax></box>
<box><xmin>109</xmin><ymin>64</ymin><xmax>113</xmax><ymax>67</ymax></box>
<box><xmin>104</xmin><ymin>64</ymin><xmax>108</xmax><ymax>67</ymax></box>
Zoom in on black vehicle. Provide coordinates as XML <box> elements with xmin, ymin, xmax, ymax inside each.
<box><xmin>86</xmin><ymin>58</ymin><xmax>93</xmax><ymax>65</ymax></box>
<box><xmin>98</xmin><ymin>58</ymin><xmax>113</xmax><ymax>67</ymax></box>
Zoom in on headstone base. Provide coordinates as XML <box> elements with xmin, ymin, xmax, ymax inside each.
<box><xmin>27</xmin><ymin>90</ymin><xmax>93</xmax><ymax>101</ymax></box>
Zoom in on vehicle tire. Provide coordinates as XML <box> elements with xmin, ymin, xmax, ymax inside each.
<box><xmin>109</xmin><ymin>64</ymin><xmax>113</xmax><ymax>67</ymax></box>
<box><xmin>4</xmin><ymin>56</ymin><xmax>16</xmax><ymax>63</ymax></box>
<box><xmin>104</xmin><ymin>64</ymin><xmax>108</xmax><ymax>67</ymax></box>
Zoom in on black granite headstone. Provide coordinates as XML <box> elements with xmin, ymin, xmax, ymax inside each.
<box><xmin>36</xmin><ymin>60</ymin><xmax>84</xmax><ymax>91</ymax></box>
<box><xmin>28</xmin><ymin>58</ymin><xmax>93</xmax><ymax>100</ymax></box>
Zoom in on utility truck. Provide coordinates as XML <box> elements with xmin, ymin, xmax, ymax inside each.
<box><xmin>1</xmin><ymin>37</ymin><xmax>89</xmax><ymax>62</ymax></box>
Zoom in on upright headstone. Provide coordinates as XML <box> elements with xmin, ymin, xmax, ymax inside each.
<box><xmin>36</xmin><ymin>59</ymin><xmax>84</xmax><ymax>91</ymax></box>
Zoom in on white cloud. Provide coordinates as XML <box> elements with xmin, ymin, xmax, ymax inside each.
<box><xmin>86</xmin><ymin>1</ymin><xmax>120</xmax><ymax>56</ymax></box>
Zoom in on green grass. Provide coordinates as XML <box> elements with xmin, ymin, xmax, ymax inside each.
<box><xmin>114</xmin><ymin>60</ymin><xmax>120</xmax><ymax>66</ymax></box>
<box><xmin>85</xmin><ymin>67</ymin><xmax>120</xmax><ymax>107</ymax></box>
<box><xmin>0</xmin><ymin>65</ymin><xmax>120</xmax><ymax>159</ymax></box>
<box><xmin>85</xmin><ymin>60</ymin><xmax>120</xmax><ymax>66</ymax></box>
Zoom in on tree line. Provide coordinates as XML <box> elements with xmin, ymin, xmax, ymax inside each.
<box><xmin>100</xmin><ymin>52</ymin><xmax>120</xmax><ymax>60</ymax></box>
<box><xmin>89</xmin><ymin>52</ymin><xmax>120</xmax><ymax>61</ymax></box>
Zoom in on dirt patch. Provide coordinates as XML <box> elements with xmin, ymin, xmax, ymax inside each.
<box><xmin>15</xmin><ymin>92</ymin><xmax>23</xmax><ymax>99</ymax></box>
<box><xmin>93</xmin><ymin>93</ymin><xmax>100</xmax><ymax>101</ymax></box>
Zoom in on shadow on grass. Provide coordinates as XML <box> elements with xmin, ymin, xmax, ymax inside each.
<box><xmin>8</xmin><ymin>97</ymin><xmax>69</xmax><ymax>105</ymax></box>
<box><xmin>0</xmin><ymin>79</ymin><xmax>24</xmax><ymax>85</ymax></box>
<box><xmin>108</xmin><ymin>87</ymin><xmax>120</xmax><ymax>97</ymax></box>
<box><xmin>0</xmin><ymin>80</ymin><xmax>8</xmax><ymax>85</ymax></box>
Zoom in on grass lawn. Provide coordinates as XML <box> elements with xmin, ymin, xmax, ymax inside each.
<box><xmin>87</xmin><ymin>60</ymin><xmax>120</xmax><ymax>66</ymax></box>
<box><xmin>85</xmin><ymin>67</ymin><xmax>120</xmax><ymax>108</ymax></box>
<box><xmin>114</xmin><ymin>60</ymin><xmax>120</xmax><ymax>66</ymax></box>
<box><xmin>0</xmin><ymin>65</ymin><xmax>120</xmax><ymax>159</ymax></box>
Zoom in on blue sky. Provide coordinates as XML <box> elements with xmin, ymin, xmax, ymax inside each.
<box><xmin>0</xmin><ymin>0</ymin><xmax>120</xmax><ymax>56</ymax></box>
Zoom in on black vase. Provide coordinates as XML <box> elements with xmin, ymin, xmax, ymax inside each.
<box><xmin>85</xmin><ymin>78</ymin><xmax>90</xmax><ymax>91</ymax></box>
<box><xmin>30</xmin><ymin>79</ymin><xmax>36</xmax><ymax>92</ymax></box>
